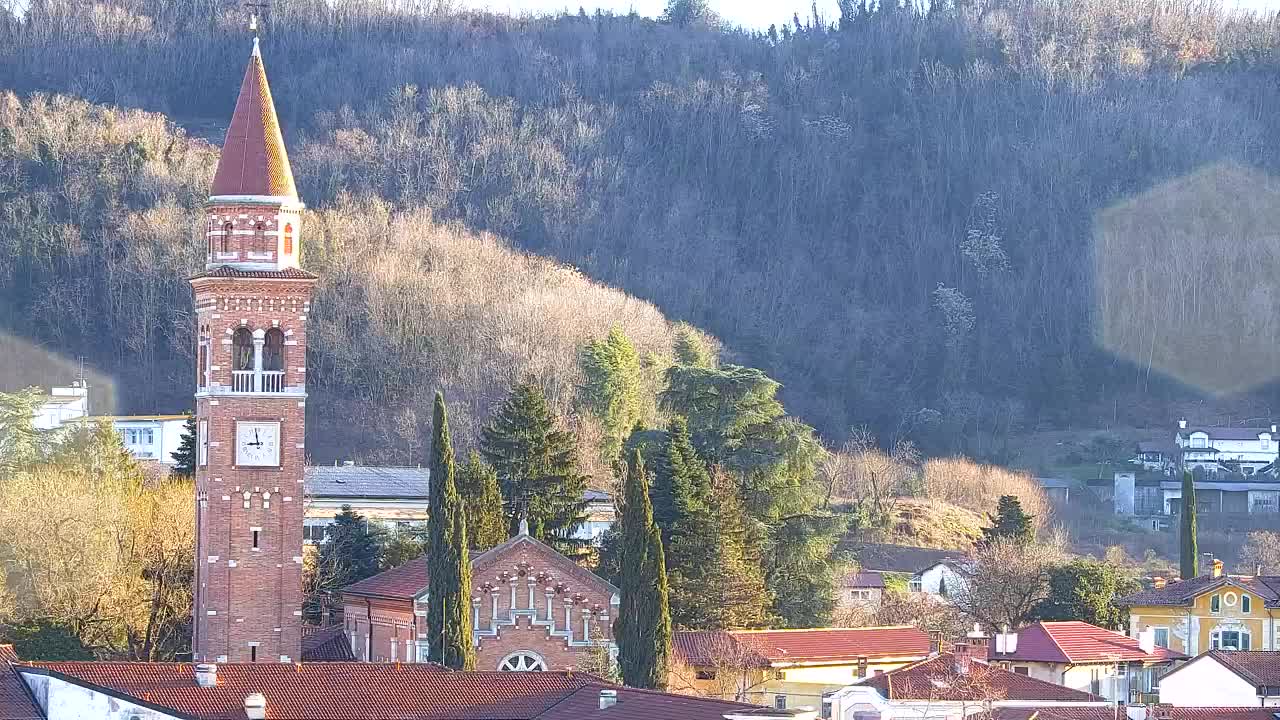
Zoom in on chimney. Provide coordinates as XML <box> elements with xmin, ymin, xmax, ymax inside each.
<box><xmin>953</xmin><ymin>643</ymin><xmax>973</xmax><ymax>675</ymax></box>
<box><xmin>965</xmin><ymin>623</ymin><xmax>989</xmax><ymax>650</ymax></box>
<box><xmin>1257</xmin><ymin>564</ymin><xmax>1264</xmax><ymax>578</ymax></box>
<box><xmin>343</xmin><ymin>460</ymin><xmax>355</xmax><ymax>466</ymax></box>
<box><xmin>856</xmin><ymin>656</ymin><xmax>868</xmax><ymax>678</ymax></box>
<box><xmin>1138</xmin><ymin>626</ymin><xmax>1156</xmax><ymax>655</ymax></box>
<box><xmin>1213</xmin><ymin>558</ymin><xmax>1224</xmax><ymax>578</ymax></box>
<box><xmin>244</xmin><ymin>693</ymin><xmax>267</xmax><ymax>720</ymax></box>
<box><xmin>1271</xmin><ymin>424</ymin><xmax>1276</xmax><ymax>434</ymax></box>
<box><xmin>1152</xmin><ymin>576</ymin><xmax>1166</xmax><ymax>589</ymax></box>
<box><xmin>1202</xmin><ymin>553</ymin><xmax>1214</xmax><ymax>576</ymax></box>
<box><xmin>1179</xmin><ymin>418</ymin><xmax>1187</xmax><ymax>430</ymax></box>
<box><xmin>194</xmin><ymin>663</ymin><xmax>217</xmax><ymax>688</ymax></box>
<box><xmin>1126</xmin><ymin>706</ymin><xmax>1150</xmax><ymax>720</ymax></box>
<box><xmin>598</xmin><ymin>689</ymin><xmax>618</xmax><ymax>710</ymax></box>
<box><xmin>928</xmin><ymin>630</ymin><xmax>944</xmax><ymax>655</ymax></box>
<box><xmin>994</xmin><ymin>627</ymin><xmax>1018</xmax><ymax>655</ymax></box>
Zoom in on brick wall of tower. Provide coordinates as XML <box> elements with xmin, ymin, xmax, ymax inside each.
<box><xmin>203</xmin><ymin>203</ymin><xmax>303</xmax><ymax>269</ymax></box>
<box><xmin>191</xmin><ymin>272</ymin><xmax>314</xmax><ymax>663</ymax></box>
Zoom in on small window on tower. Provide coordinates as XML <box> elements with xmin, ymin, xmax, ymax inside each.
<box><xmin>255</xmin><ymin>222</ymin><xmax>266</xmax><ymax>253</ymax></box>
<box><xmin>283</xmin><ymin>223</ymin><xmax>294</xmax><ymax>255</ymax></box>
<box><xmin>252</xmin><ymin>529</ymin><xmax>260</xmax><ymax>550</ymax></box>
<box><xmin>197</xmin><ymin>344</ymin><xmax>208</xmax><ymax>388</ymax></box>
<box><xmin>221</xmin><ymin>223</ymin><xmax>233</xmax><ymax>253</ymax></box>
<box><xmin>250</xmin><ymin>645</ymin><xmax>257</xmax><ymax>662</ymax></box>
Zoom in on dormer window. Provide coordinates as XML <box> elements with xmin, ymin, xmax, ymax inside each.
<box><xmin>1191</xmin><ymin>436</ymin><xmax>1207</xmax><ymax>449</ymax></box>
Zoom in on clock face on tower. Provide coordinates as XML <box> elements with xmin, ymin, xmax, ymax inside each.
<box><xmin>235</xmin><ymin>421</ymin><xmax>281</xmax><ymax>467</ymax></box>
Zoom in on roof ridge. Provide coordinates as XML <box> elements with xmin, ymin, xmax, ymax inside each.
<box><xmin>1038</xmin><ymin>621</ymin><xmax>1076</xmax><ymax>664</ymax></box>
<box><xmin>716</xmin><ymin>625</ymin><xmax>917</xmax><ymax>635</ymax></box>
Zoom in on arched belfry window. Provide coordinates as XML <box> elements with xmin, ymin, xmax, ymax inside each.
<box><xmin>221</xmin><ymin>223</ymin><xmax>233</xmax><ymax>254</ymax></box>
<box><xmin>263</xmin><ymin>328</ymin><xmax>285</xmax><ymax>372</ymax></box>
<box><xmin>282</xmin><ymin>223</ymin><xmax>294</xmax><ymax>256</ymax></box>
<box><xmin>498</xmin><ymin>651</ymin><xmax>547</xmax><ymax>672</ymax></box>
<box><xmin>232</xmin><ymin>328</ymin><xmax>254</xmax><ymax>371</ymax></box>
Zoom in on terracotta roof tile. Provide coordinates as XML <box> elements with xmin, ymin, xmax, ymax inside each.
<box><xmin>210</xmin><ymin>42</ymin><xmax>297</xmax><ymax>200</ymax></box>
<box><xmin>1203</xmin><ymin>649</ymin><xmax>1280</xmax><ymax>687</ymax></box>
<box><xmin>675</xmin><ymin>627</ymin><xmax>929</xmax><ymax>667</ymax></box>
<box><xmin>857</xmin><ymin>653</ymin><xmax>1102</xmax><ymax>702</ymax></box>
<box><xmin>17</xmin><ymin>662</ymin><xmax>757</xmax><ymax>720</ymax></box>
<box><xmin>989</xmin><ymin>621</ymin><xmax>1184</xmax><ymax>664</ymax></box>
<box><xmin>0</xmin><ymin>646</ymin><xmax>42</xmax><ymax>720</ymax></box>
<box><xmin>299</xmin><ymin>625</ymin><xmax>356</xmax><ymax>662</ymax></box>
<box><xmin>192</xmin><ymin>266</ymin><xmax>318</xmax><ymax>280</ymax></box>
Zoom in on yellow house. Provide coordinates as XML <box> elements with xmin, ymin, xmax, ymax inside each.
<box><xmin>669</xmin><ymin>626</ymin><xmax>931</xmax><ymax>713</ymax></box>
<box><xmin>1120</xmin><ymin>559</ymin><xmax>1280</xmax><ymax>655</ymax></box>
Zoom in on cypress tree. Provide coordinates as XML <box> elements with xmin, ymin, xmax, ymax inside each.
<box><xmin>1181</xmin><ymin>470</ymin><xmax>1199</xmax><ymax>579</ymax></box>
<box><xmin>614</xmin><ymin>450</ymin><xmax>672</xmax><ymax>689</ymax></box>
<box><xmin>426</xmin><ymin>392</ymin><xmax>474</xmax><ymax>670</ymax></box>
<box><xmin>458</xmin><ymin>450</ymin><xmax>507</xmax><ymax>550</ymax></box>
<box><xmin>170</xmin><ymin>414</ymin><xmax>197</xmax><ymax>477</ymax></box>
<box><xmin>481</xmin><ymin>382</ymin><xmax>589</xmax><ymax>555</ymax></box>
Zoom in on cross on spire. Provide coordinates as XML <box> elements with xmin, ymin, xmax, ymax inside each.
<box><xmin>245</xmin><ymin>2</ymin><xmax>269</xmax><ymax>37</ymax></box>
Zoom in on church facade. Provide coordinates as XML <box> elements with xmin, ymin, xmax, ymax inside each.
<box><xmin>342</xmin><ymin>530</ymin><xmax>619</xmax><ymax>672</ymax></box>
<box><xmin>190</xmin><ymin>37</ymin><xmax>316</xmax><ymax>664</ymax></box>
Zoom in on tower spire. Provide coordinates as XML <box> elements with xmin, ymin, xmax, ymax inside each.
<box><xmin>210</xmin><ymin>37</ymin><xmax>297</xmax><ymax>202</ymax></box>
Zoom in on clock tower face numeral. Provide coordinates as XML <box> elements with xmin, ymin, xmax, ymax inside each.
<box><xmin>235</xmin><ymin>421</ymin><xmax>281</xmax><ymax>467</ymax></box>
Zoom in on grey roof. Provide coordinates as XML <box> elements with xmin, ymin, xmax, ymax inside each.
<box><xmin>583</xmin><ymin>489</ymin><xmax>612</xmax><ymax>502</ymax></box>
<box><xmin>1183</xmin><ymin>426</ymin><xmax>1275</xmax><ymax>441</ymax></box>
<box><xmin>1035</xmin><ymin>477</ymin><xmax>1072</xmax><ymax>489</ymax></box>
<box><xmin>1137</xmin><ymin>441</ymin><xmax>1174</xmax><ymax>453</ymax></box>
<box><xmin>305</xmin><ymin>465</ymin><xmax>429</xmax><ymax>500</ymax></box>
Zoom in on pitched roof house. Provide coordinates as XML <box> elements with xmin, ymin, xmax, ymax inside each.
<box><xmin>670</xmin><ymin>627</ymin><xmax>930</xmax><ymax>713</ymax></box>
<box><xmin>13</xmin><ymin>658</ymin><xmax>796</xmax><ymax>720</ymax></box>
<box><xmin>0</xmin><ymin>647</ymin><xmax>42</xmax><ymax>720</ymax></box>
<box><xmin>827</xmin><ymin>650</ymin><xmax>1109</xmax><ymax>719</ymax></box>
<box><xmin>836</xmin><ymin>543</ymin><xmax>968</xmax><ymax>611</ymax></box>
<box><xmin>984</xmin><ymin>621</ymin><xmax>1184</xmax><ymax>704</ymax></box>
<box><xmin>1120</xmin><ymin>563</ymin><xmax>1280</xmax><ymax>656</ymax></box>
<box><xmin>1156</xmin><ymin>649</ymin><xmax>1280</xmax><ymax>707</ymax></box>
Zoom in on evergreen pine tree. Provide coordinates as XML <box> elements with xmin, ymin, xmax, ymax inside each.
<box><xmin>171</xmin><ymin>414</ymin><xmax>197</xmax><ymax>477</ymax></box>
<box><xmin>672</xmin><ymin>324</ymin><xmax>712</xmax><ymax>368</ymax></box>
<box><xmin>480</xmin><ymin>382</ymin><xmax>589</xmax><ymax>555</ymax></box>
<box><xmin>458</xmin><ymin>450</ymin><xmax>507</xmax><ymax>550</ymax></box>
<box><xmin>579</xmin><ymin>326</ymin><xmax>644</xmax><ymax>462</ymax></box>
<box><xmin>614</xmin><ymin>450</ymin><xmax>672</xmax><ymax>689</ymax></box>
<box><xmin>661</xmin><ymin>417</ymin><xmax>731</xmax><ymax>628</ymax></box>
<box><xmin>1181</xmin><ymin>470</ymin><xmax>1199</xmax><ymax>579</ymax></box>
<box><xmin>315</xmin><ymin>506</ymin><xmax>386</xmax><ymax>591</ymax></box>
<box><xmin>981</xmin><ymin>495</ymin><xmax>1035</xmax><ymax>545</ymax></box>
<box><xmin>426</xmin><ymin>392</ymin><xmax>474</xmax><ymax>670</ymax></box>
<box><xmin>703</xmin><ymin>467</ymin><xmax>771</xmax><ymax>629</ymax></box>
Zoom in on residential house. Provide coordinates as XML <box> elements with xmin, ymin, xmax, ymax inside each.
<box><xmin>5</xmin><ymin>645</ymin><xmax>803</xmax><ymax>720</ymax></box>
<box><xmin>341</xmin><ymin>522</ymin><xmax>617</xmax><ymax>671</ymax></box>
<box><xmin>31</xmin><ymin>385</ymin><xmax>88</xmax><ymax>431</ymax></box>
<box><xmin>670</xmin><ymin>627</ymin><xmax>931</xmax><ymax>713</ymax></box>
<box><xmin>837</xmin><ymin>543</ymin><xmax>967</xmax><ymax>611</ymax></box>
<box><xmin>1176</xmin><ymin>420</ymin><xmax>1279</xmax><ymax>475</ymax></box>
<box><xmin>1157</xmin><ymin>649</ymin><xmax>1280</xmax><ymax>707</ymax></box>
<box><xmin>1136</xmin><ymin>441</ymin><xmax>1177</xmax><ymax>472</ymax></box>
<box><xmin>88</xmin><ymin>414</ymin><xmax>188</xmax><ymax>466</ymax></box>
<box><xmin>983</xmin><ymin>621</ymin><xmax>1185</xmax><ymax>704</ymax></box>
<box><xmin>1120</xmin><ymin>560</ymin><xmax>1280</xmax><ymax>655</ymax></box>
<box><xmin>1036</xmin><ymin>477</ymin><xmax>1072</xmax><ymax>505</ymax></box>
<box><xmin>827</xmin><ymin>648</ymin><xmax>1108</xmax><ymax>719</ymax></box>
<box><xmin>304</xmin><ymin>464</ymin><xmax>616</xmax><ymax>545</ymax></box>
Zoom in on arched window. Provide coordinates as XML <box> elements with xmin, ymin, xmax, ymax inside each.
<box><xmin>498</xmin><ymin>651</ymin><xmax>547</xmax><ymax>672</ymax></box>
<box><xmin>282</xmin><ymin>223</ymin><xmax>294</xmax><ymax>256</ymax></box>
<box><xmin>255</xmin><ymin>222</ymin><xmax>266</xmax><ymax>253</ymax></box>
<box><xmin>221</xmin><ymin>223</ymin><xmax>233</xmax><ymax>254</ymax></box>
<box><xmin>197</xmin><ymin>343</ymin><xmax>208</xmax><ymax>388</ymax></box>
<box><xmin>232</xmin><ymin>328</ymin><xmax>254</xmax><ymax>371</ymax></box>
<box><xmin>263</xmin><ymin>328</ymin><xmax>285</xmax><ymax>372</ymax></box>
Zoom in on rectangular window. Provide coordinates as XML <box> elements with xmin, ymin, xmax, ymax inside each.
<box><xmin>1211</xmin><ymin>594</ymin><xmax>1221</xmax><ymax>614</ymax></box>
<box><xmin>1153</xmin><ymin>628</ymin><xmax>1170</xmax><ymax>648</ymax></box>
<box><xmin>1192</xmin><ymin>437</ymin><xmax>1207</xmax><ymax>448</ymax></box>
<box><xmin>198</xmin><ymin>344</ymin><xmax>208</xmax><ymax>388</ymax></box>
<box><xmin>250</xmin><ymin>645</ymin><xmax>257</xmax><ymax>662</ymax></box>
<box><xmin>695</xmin><ymin>670</ymin><xmax>717</xmax><ymax>680</ymax></box>
<box><xmin>251</xmin><ymin>528</ymin><xmax>261</xmax><ymax>550</ymax></box>
<box><xmin>774</xmin><ymin>696</ymin><xmax>787</xmax><ymax>710</ymax></box>
<box><xmin>1013</xmin><ymin>666</ymin><xmax>1030</xmax><ymax>675</ymax></box>
<box><xmin>143</xmin><ymin>428</ymin><xmax>154</xmax><ymax>445</ymax></box>
<box><xmin>908</xmin><ymin>578</ymin><xmax>923</xmax><ymax>593</ymax></box>
<box><xmin>198</xmin><ymin>420</ymin><xmax>208</xmax><ymax>467</ymax></box>
<box><xmin>1243</xmin><ymin>595</ymin><xmax>1252</xmax><ymax>613</ymax></box>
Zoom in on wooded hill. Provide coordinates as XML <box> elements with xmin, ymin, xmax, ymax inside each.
<box><xmin>3</xmin><ymin>0</ymin><xmax>1280</xmax><ymax>458</ymax></box>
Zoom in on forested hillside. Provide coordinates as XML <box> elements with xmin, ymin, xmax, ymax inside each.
<box><xmin>4</xmin><ymin>0</ymin><xmax>1280</xmax><ymax>456</ymax></box>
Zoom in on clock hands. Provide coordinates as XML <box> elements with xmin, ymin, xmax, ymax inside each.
<box><xmin>249</xmin><ymin>428</ymin><xmax>263</xmax><ymax>448</ymax></box>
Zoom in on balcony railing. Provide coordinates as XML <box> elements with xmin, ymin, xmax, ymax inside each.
<box><xmin>232</xmin><ymin>370</ymin><xmax>254</xmax><ymax>393</ymax></box>
<box><xmin>230</xmin><ymin>370</ymin><xmax>285</xmax><ymax>393</ymax></box>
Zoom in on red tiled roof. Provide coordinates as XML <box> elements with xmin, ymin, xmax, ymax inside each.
<box><xmin>857</xmin><ymin>653</ymin><xmax>1102</xmax><ymax>702</ymax></box>
<box><xmin>674</xmin><ymin>626</ymin><xmax>929</xmax><ymax>668</ymax></box>
<box><xmin>210</xmin><ymin>41</ymin><xmax>297</xmax><ymax>200</ymax></box>
<box><xmin>18</xmin><ymin>662</ymin><xmax>757</xmax><ymax>720</ymax></box>
<box><xmin>989</xmin><ymin>621</ymin><xmax>1184</xmax><ymax>664</ymax></box>
<box><xmin>0</xmin><ymin>646</ymin><xmax>41</xmax><ymax>720</ymax></box>
<box><xmin>1200</xmin><ymin>649</ymin><xmax>1280</xmax><ymax>687</ymax></box>
<box><xmin>993</xmin><ymin>710</ymin><xmax>1280</xmax><ymax>720</ymax></box>
<box><xmin>191</xmin><ymin>266</ymin><xmax>318</xmax><ymax>280</ymax></box>
<box><xmin>299</xmin><ymin>625</ymin><xmax>355</xmax><ymax>662</ymax></box>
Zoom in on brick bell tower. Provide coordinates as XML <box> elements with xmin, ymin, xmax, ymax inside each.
<box><xmin>190</xmin><ymin>36</ymin><xmax>315</xmax><ymax>663</ymax></box>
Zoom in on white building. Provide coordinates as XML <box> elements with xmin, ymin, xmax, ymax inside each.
<box><xmin>1158</xmin><ymin>649</ymin><xmax>1280</xmax><ymax>707</ymax></box>
<box><xmin>1177</xmin><ymin>420</ymin><xmax>1279</xmax><ymax>475</ymax></box>
<box><xmin>33</xmin><ymin>384</ymin><xmax>89</xmax><ymax>430</ymax></box>
<box><xmin>91</xmin><ymin>415</ymin><xmax>189</xmax><ymax>465</ymax></box>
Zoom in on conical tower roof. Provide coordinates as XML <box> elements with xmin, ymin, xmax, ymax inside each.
<box><xmin>210</xmin><ymin>39</ymin><xmax>298</xmax><ymax>201</ymax></box>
